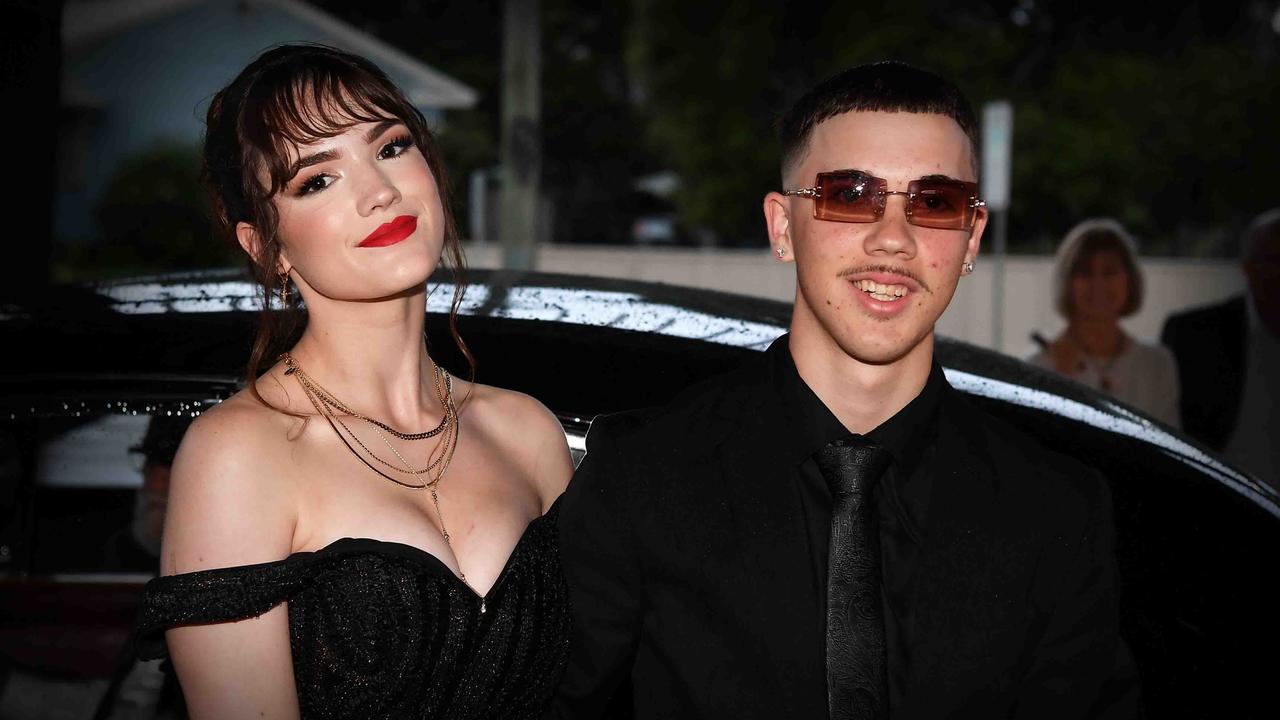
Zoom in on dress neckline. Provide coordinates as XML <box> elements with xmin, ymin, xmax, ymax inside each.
<box><xmin>308</xmin><ymin>503</ymin><xmax>558</xmax><ymax>601</ymax></box>
<box><xmin>155</xmin><ymin>498</ymin><xmax>560</xmax><ymax>609</ymax></box>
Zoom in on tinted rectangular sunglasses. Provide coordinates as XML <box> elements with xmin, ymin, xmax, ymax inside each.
<box><xmin>783</xmin><ymin>170</ymin><xmax>985</xmax><ymax>231</ymax></box>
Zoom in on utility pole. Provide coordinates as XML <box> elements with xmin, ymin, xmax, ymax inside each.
<box><xmin>500</xmin><ymin>0</ymin><xmax>541</xmax><ymax>271</ymax></box>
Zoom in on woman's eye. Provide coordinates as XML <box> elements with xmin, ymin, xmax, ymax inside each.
<box><xmin>297</xmin><ymin>174</ymin><xmax>335</xmax><ymax>196</ymax></box>
<box><xmin>379</xmin><ymin>135</ymin><xmax>414</xmax><ymax>160</ymax></box>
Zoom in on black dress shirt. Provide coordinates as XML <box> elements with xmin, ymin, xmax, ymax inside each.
<box><xmin>769</xmin><ymin>338</ymin><xmax>942</xmax><ymax>713</ymax></box>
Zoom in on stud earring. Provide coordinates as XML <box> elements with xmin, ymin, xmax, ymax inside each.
<box><xmin>962</xmin><ymin>260</ymin><xmax>975</xmax><ymax>275</ymax></box>
<box><xmin>776</xmin><ymin>247</ymin><xmax>786</xmax><ymax>258</ymax></box>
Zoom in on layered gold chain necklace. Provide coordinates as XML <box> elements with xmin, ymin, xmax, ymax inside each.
<box><xmin>281</xmin><ymin>352</ymin><xmax>480</xmax><ymax>603</ymax></box>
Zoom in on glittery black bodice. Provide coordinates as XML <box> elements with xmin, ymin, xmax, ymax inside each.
<box><xmin>134</xmin><ymin>506</ymin><xmax>570</xmax><ymax>720</ymax></box>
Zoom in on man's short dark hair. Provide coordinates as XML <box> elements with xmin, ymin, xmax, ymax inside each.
<box><xmin>777</xmin><ymin>61</ymin><xmax>980</xmax><ymax>183</ymax></box>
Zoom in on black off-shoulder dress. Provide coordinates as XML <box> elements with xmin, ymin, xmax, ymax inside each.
<box><xmin>134</xmin><ymin>506</ymin><xmax>570</xmax><ymax>720</ymax></box>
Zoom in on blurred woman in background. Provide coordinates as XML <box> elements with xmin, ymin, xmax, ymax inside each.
<box><xmin>1030</xmin><ymin>218</ymin><xmax>1180</xmax><ymax>427</ymax></box>
<box><xmin>134</xmin><ymin>45</ymin><xmax>573</xmax><ymax>719</ymax></box>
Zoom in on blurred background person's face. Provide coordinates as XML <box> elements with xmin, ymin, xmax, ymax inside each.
<box><xmin>1070</xmin><ymin>250</ymin><xmax>1129</xmax><ymax>324</ymax></box>
<box><xmin>131</xmin><ymin>461</ymin><xmax>171</xmax><ymax>556</ymax></box>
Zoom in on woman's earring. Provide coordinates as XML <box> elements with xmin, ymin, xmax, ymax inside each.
<box><xmin>962</xmin><ymin>260</ymin><xmax>975</xmax><ymax>275</ymax></box>
<box><xmin>279</xmin><ymin>270</ymin><xmax>291</xmax><ymax>305</ymax></box>
<box><xmin>776</xmin><ymin>247</ymin><xmax>787</xmax><ymax>259</ymax></box>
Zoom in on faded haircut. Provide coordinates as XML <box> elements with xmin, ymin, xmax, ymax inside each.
<box><xmin>777</xmin><ymin>61</ymin><xmax>980</xmax><ymax>184</ymax></box>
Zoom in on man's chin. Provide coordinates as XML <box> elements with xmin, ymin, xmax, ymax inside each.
<box><xmin>831</xmin><ymin>327</ymin><xmax>934</xmax><ymax>367</ymax></box>
<box><xmin>792</xmin><ymin>296</ymin><xmax>936</xmax><ymax>367</ymax></box>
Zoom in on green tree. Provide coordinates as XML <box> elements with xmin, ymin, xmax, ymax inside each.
<box><xmin>626</xmin><ymin>0</ymin><xmax>1025</xmax><ymax>246</ymax></box>
<box><xmin>310</xmin><ymin>0</ymin><xmax>658</xmax><ymax>245</ymax></box>
<box><xmin>305</xmin><ymin>0</ymin><xmax>1280</xmax><ymax>254</ymax></box>
<box><xmin>626</xmin><ymin>0</ymin><xmax>1279</xmax><ymax>253</ymax></box>
<box><xmin>73</xmin><ymin>144</ymin><xmax>234</xmax><ymax>278</ymax></box>
<box><xmin>627</xmin><ymin>0</ymin><xmax>784</xmax><ymax>246</ymax></box>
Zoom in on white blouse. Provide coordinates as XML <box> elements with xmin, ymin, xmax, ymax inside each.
<box><xmin>1028</xmin><ymin>338</ymin><xmax>1181</xmax><ymax>429</ymax></box>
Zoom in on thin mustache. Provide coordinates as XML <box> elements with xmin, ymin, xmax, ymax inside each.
<box><xmin>838</xmin><ymin>264</ymin><xmax>931</xmax><ymax>294</ymax></box>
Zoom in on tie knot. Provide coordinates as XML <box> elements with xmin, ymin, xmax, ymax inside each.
<box><xmin>814</xmin><ymin>438</ymin><xmax>892</xmax><ymax>496</ymax></box>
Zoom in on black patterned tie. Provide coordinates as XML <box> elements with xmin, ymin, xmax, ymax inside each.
<box><xmin>815</xmin><ymin>437</ymin><xmax>893</xmax><ymax>720</ymax></box>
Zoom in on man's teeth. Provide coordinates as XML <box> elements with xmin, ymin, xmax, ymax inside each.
<box><xmin>852</xmin><ymin>279</ymin><xmax>908</xmax><ymax>301</ymax></box>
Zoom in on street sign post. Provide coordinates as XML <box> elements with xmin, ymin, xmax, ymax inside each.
<box><xmin>982</xmin><ymin>100</ymin><xmax>1013</xmax><ymax>351</ymax></box>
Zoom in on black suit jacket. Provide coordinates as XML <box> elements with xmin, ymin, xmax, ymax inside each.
<box><xmin>551</xmin><ymin>352</ymin><xmax>1135</xmax><ymax>719</ymax></box>
<box><xmin>1160</xmin><ymin>295</ymin><xmax>1247</xmax><ymax>451</ymax></box>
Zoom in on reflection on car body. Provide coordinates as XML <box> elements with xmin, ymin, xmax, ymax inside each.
<box><xmin>1</xmin><ymin>269</ymin><xmax>1277</xmax><ymax>718</ymax></box>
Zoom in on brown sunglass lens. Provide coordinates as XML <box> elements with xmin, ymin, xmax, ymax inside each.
<box><xmin>815</xmin><ymin>173</ymin><xmax>881</xmax><ymax>223</ymax></box>
<box><xmin>907</xmin><ymin>180</ymin><xmax>974</xmax><ymax>230</ymax></box>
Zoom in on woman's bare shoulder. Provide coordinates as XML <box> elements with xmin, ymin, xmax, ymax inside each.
<box><xmin>184</xmin><ymin>382</ymin><xmax>306</xmax><ymax>453</ymax></box>
<box><xmin>461</xmin><ymin>381</ymin><xmax>562</xmax><ymax>439</ymax></box>
<box><xmin>162</xmin><ymin>386</ymin><xmax>305</xmax><ymax>574</ymax></box>
<box><xmin>457</xmin><ymin>380</ymin><xmax>572</xmax><ymax>504</ymax></box>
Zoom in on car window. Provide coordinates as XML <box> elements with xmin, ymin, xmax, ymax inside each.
<box><xmin>0</xmin><ymin>406</ymin><xmax>193</xmax><ymax>719</ymax></box>
<box><xmin>37</xmin><ymin>414</ymin><xmax>149</xmax><ymax>489</ymax></box>
<box><xmin>1</xmin><ymin>409</ymin><xmax>193</xmax><ymax>579</ymax></box>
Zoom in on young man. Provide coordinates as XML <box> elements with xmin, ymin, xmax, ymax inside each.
<box><xmin>552</xmin><ymin>62</ymin><xmax>1136</xmax><ymax>719</ymax></box>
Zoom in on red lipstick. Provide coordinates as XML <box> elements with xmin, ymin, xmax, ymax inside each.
<box><xmin>358</xmin><ymin>215</ymin><xmax>417</xmax><ymax>248</ymax></box>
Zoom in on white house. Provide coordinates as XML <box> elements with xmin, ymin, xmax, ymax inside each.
<box><xmin>58</xmin><ymin>0</ymin><xmax>477</xmax><ymax>239</ymax></box>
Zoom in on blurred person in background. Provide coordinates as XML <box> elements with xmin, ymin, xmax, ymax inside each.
<box><xmin>1030</xmin><ymin>219</ymin><xmax>1180</xmax><ymax>427</ymax></box>
<box><xmin>1162</xmin><ymin>209</ymin><xmax>1280</xmax><ymax>491</ymax></box>
<box><xmin>97</xmin><ymin>416</ymin><xmax>193</xmax><ymax>720</ymax></box>
<box><xmin>105</xmin><ymin>416</ymin><xmax>192</xmax><ymax>570</ymax></box>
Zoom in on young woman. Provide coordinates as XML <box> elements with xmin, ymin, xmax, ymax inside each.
<box><xmin>1029</xmin><ymin>218</ymin><xmax>1180</xmax><ymax>427</ymax></box>
<box><xmin>134</xmin><ymin>45</ymin><xmax>574</xmax><ymax>719</ymax></box>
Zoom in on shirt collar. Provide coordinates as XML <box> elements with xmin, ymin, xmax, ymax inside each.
<box><xmin>767</xmin><ymin>334</ymin><xmax>943</xmax><ymax>475</ymax></box>
<box><xmin>767</xmin><ymin>336</ymin><xmax>850</xmax><ymax>465</ymax></box>
<box><xmin>866</xmin><ymin>362</ymin><xmax>944</xmax><ymax>480</ymax></box>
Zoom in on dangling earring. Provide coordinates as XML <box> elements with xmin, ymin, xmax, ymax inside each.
<box><xmin>279</xmin><ymin>270</ymin><xmax>291</xmax><ymax>306</ymax></box>
<box><xmin>962</xmin><ymin>260</ymin><xmax>975</xmax><ymax>275</ymax></box>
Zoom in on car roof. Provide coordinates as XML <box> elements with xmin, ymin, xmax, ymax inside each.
<box><xmin>2</xmin><ymin>267</ymin><xmax>1276</xmax><ymax>520</ymax></box>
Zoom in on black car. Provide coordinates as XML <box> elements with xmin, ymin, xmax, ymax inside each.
<box><xmin>1</xmin><ymin>269</ymin><xmax>1276</xmax><ymax>718</ymax></box>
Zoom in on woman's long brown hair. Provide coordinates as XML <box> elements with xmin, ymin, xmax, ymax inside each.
<box><xmin>201</xmin><ymin>44</ymin><xmax>474</xmax><ymax>408</ymax></box>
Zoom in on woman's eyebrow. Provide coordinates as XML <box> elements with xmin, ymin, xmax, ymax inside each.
<box><xmin>293</xmin><ymin>149</ymin><xmax>340</xmax><ymax>175</ymax></box>
<box><xmin>363</xmin><ymin>120</ymin><xmax>399</xmax><ymax>143</ymax></box>
<box><xmin>290</xmin><ymin>121</ymin><xmax>401</xmax><ymax>176</ymax></box>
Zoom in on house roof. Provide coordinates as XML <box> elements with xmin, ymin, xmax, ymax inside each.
<box><xmin>64</xmin><ymin>0</ymin><xmax>477</xmax><ymax>109</ymax></box>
